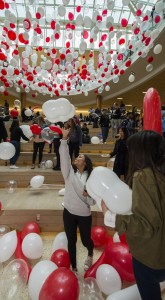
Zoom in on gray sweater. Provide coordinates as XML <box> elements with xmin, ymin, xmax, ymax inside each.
<box><xmin>59</xmin><ymin>139</ymin><xmax>95</xmax><ymax>216</ymax></box>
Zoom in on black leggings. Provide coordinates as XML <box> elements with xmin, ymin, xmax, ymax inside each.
<box><xmin>32</xmin><ymin>142</ymin><xmax>45</xmax><ymax>164</ymax></box>
<box><xmin>63</xmin><ymin>208</ymin><xmax>94</xmax><ymax>269</ymax></box>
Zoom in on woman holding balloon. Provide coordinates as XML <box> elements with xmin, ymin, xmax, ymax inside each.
<box><xmin>59</xmin><ymin>127</ymin><xmax>95</xmax><ymax>273</ymax></box>
<box><xmin>102</xmin><ymin>130</ymin><xmax>165</xmax><ymax>300</ymax></box>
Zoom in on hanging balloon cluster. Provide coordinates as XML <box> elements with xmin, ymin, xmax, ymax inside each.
<box><xmin>0</xmin><ymin>0</ymin><xmax>164</xmax><ymax>97</ymax></box>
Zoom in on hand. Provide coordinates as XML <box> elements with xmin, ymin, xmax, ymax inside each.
<box><xmin>61</xmin><ymin>127</ymin><xmax>70</xmax><ymax>140</ymax></box>
<box><xmin>83</xmin><ymin>190</ymin><xmax>89</xmax><ymax>197</ymax></box>
<box><xmin>101</xmin><ymin>200</ymin><xmax>109</xmax><ymax>215</ymax></box>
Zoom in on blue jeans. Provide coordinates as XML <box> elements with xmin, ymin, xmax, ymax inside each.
<box><xmin>101</xmin><ymin>127</ymin><xmax>109</xmax><ymax>143</ymax></box>
<box><xmin>133</xmin><ymin>257</ymin><xmax>165</xmax><ymax>300</ymax></box>
<box><xmin>10</xmin><ymin>141</ymin><xmax>20</xmax><ymax>165</ymax></box>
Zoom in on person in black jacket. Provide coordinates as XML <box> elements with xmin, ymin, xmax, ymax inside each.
<box><xmin>99</xmin><ymin>109</ymin><xmax>110</xmax><ymax>143</ymax></box>
<box><xmin>9</xmin><ymin>120</ymin><xmax>29</xmax><ymax>169</ymax></box>
<box><xmin>0</xmin><ymin>117</ymin><xmax>8</xmax><ymax>143</ymax></box>
<box><xmin>109</xmin><ymin>126</ymin><xmax>129</xmax><ymax>180</ymax></box>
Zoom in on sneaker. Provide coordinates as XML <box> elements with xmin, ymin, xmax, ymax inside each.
<box><xmin>10</xmin><ymin>165</ymin><xmax>19</xmax><ymax>169</ymax></box>
<box><xmin>84</xmin><ymin>256</ymin><xmax>93</xmax><ymax>271</ymax></box>
<box><xmin>52</xmin><ymin>166</ymin><xmax>61</xmax><ymax>171</ymax></box>
<box><xmin>31</xmin><ymin>164</ymin><xmax>35</xmax><ymax>169</ymax></box>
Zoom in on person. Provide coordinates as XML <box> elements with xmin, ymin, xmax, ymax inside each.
<box><xmin>162</xmin><ymin>113</ymin><xmax>165</xmax><ymax>140</ymax></box>
<box><xmin>109</xmin><ymin>127</ymin><xmax>129</xmax><ymax>180</ymax></box>
<box><xmin>67</xmin><ymin>118</ymin><xmax>82</xmax><ymax>161</ymax></box>
<box><xmin>4</xmin><ymin>99</ymin><xmax>9</xmax><ymax>115</ymax></box>
<box><xmin>111</xmin><ymin>102</ymin><xmax>121</xmax><ymax>137</ymax></box>
<box><xmin>9</xmin><ymin>119</ymin><xmax>29</xmax><ymax>168</ymax></box>
<box><xmin>81</xmin><ymin>123</ymin><xmax>91</xmax><ymax>144</ymax></box>
<box><xmin>99</xmin><ymin>109</ymin><xmax>110</xmax><ymax>143</ymax></box>
<box><xmin>59</xmin><ymin>127</ymin><xmax>96</xmax><ymax>273</ymax></box>
<box><xmin>31</xmin><ymin>116</ymin><xmax>46</xmax><ymax>169</ymax></box>
<box><xmin>102</xmin><ymin>130</ymin><xmax>165</xmax><ymax>300</ymax></box>
<box><xmin>0</xmin><ymin>117</ymin><xmax>8</xmax><ymax>143</ymax></box>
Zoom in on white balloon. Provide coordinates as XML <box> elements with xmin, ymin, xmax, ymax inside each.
<box><xmin>25</xmin><ymin>108</ymin><xmax>33</xmax><ymax>117</ymax></box>
<box><xmin>153</xmin><ymin>44</ymin><xmax>162</xmax><ymax>55</ymax></box>
<box><xmin>146</xmin><ymin>64</ymin><xmax>153</xmax><ymax>72</ymax></box>
<box><xmin>20</xmin><ymin>124</ymin><xmax>32</xmax><ymax>143</ymax></box>
<box><xmin>105</xmin><ymin>85</ymin><xmax>110</xmax><ymax>92</ymax></box>
<box><xmin>113</xmin><ymin>75</ymin><xmax>119</xmax><ymax>83</ymax></box>
<box><xmin>0</xmin><ymin>230</ymin><xmax>17</xmax><ymax>262</ymax></box>
<box><xmin>91</xmin><ymin>136</ymin><xmax>100</xmax><ymax>144</ymax></box>
<box><xmin>45</xmin><ymin>160</ymin><xmax>53</xmax><ymax>168</ymax></box>
<box><xmin>0</xmin><ymin>142</ymin><xmax>15</xmax><ymax>160</ymax></box>
<box><xmin>58</xmin><ymin>5</ymin><xmax>66</xmax><ymax>17</ymax></box>
<box><xmin>96</xmin><ymin>264</ymin><xmax>122</xmax><ymax>295</ymax></box>
<box><xmin>113</xmin><ymin>232</ymin><xmax>120</xmax><ymax>243</ymax></box>
<box><xmin>28</xmin><ymin>260</ymin><xmax>57</xmax><ymax>300</ymax></box>
<box><xmin>86</xmin><ymin>167</ymin><xmax>132</xmax><ymax>214</ymax></box>
<box><xmin>30</xmin><ymin>175</ymin><xmax>45</xmax><ymax>188</ymax></box>
<box><xmin>52</xmin><ymin>231</ymin><xmax>68</xmax><ymax>253</ymax></box>
<box><xmin>22</xmin><ymin>233</ymin><xmax>43</xmax><ymax>259</ymax></box>
<box><xmin>128</xmin><ymin>74</ymin><xmax>135</xmax><ymax>82</ymax></box>
<box><xmin>155</xmin><ymin>1</ymin><xmax>164</xmax><ymax>14</ymax></box>
<box><xmin>14</xmin><ymin>99</ymin><xmax>21</xmax><ymax>107</ymax></box>
<box><xmin>58</xmin><ymin>188</ymin><xmax>65</xmax><ymax>196</ymax></box>
<box><xmin>86</xmin><ymin>180</ymin><xmax>102</xmax><ymax>210</ymax></box>
<box><xmin>106</xmin><ymin>284</ymin><xmax>141</xmax><ymax>300</ymax></box>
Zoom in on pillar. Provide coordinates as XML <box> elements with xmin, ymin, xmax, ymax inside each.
<box><xmin>20</xmin><ymin>92</ymin><xmax>26</xmax><ymax>109</ymax></box>
<box><xmin>96</xmin><ymin>95</ymin><xmax>102</xmax><ymax>110</ymax></box>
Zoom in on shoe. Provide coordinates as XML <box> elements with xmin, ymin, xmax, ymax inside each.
<box><xmin>10</xmin><ymin>165</ymin><xmax>19</xmax><ymax>169</ymax></box>
<box><xmin>84</xmin><ymin>256</ymin><xmax>93</xmax><ymax>271</ymax></box>
<box><xmin>31</xmin><ymin>164</ymin><xmax>35</xmax><ymax>169</ymax></box>
<box><xmin>53</xmin><ymin>166</ymin><xmax>61</xmax><ymax>171</ymax></box>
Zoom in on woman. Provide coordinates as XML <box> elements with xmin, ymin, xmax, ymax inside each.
<box><xmin>59</xmin><ymin>127</ymin><xmax>95</xmax><ymax>273</ymax></box>
<box><xmin>31</xmin><ymin>116</ymin><xmax>46</xmax><ymax>169</ymax></box>
<box><xmin>10</xmin><ymin>119</ymin><xmax>29</xmax><ymax>168</ymax></box>
<box><xmin>109</xmin><ymin>127</ymin><xmax>129</xmax><ymax>180</ymax></box>
<box><xmin>102</xmin><ymin>130</ymin><xmax>165</xmax><ymax>300</ymax></box>
<box><xmin>67</xmin><ymin>118</ymin><xmax>82</xmax><ymax>161</ymax></box>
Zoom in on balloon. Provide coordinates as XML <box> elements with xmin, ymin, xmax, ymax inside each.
<box><xmin>7</xmin><ymin>179</ymin><xmax>17</xmax><ymax>193</ymax></box>
<box><xmin>91</xmin><ymin>226</ymin><xmax>108</xmax><ymax>247</ymax></box>
<box><xmin>58</xmin><ymin>188</ymin><xmax>65</xmax><ymax>196</ymax></box>
<box><xmin>91</xmin><ymin>136</ymin><xmax>100</xmax><ymax>144</ymax></box>
<box><xmin>0</xmin><ymin>142</ymin><xmax>15</xmax><ymax>160</ymax></box>
<box><xmin>0</xmin><ymin>259</ymin><xmax>29</xmax><ymax>299</ymax></box>
<box><xmin>153</xmin><ymin>44</ymin><xmax>162</xmax><ymax>55</ymax></box>
<box><xmin>0</xmin><ymin>230</ymin><xmax>17</xmax><ymax>262</ymax></box>
<box><xmin>86</xmin><ymin>167</ymin><xmax>132</xmax><ymax>214</ymax></box>
<box><xmin>84</xmin><ymin>251</ymin><xmax>106</xmax><ymax>279</ymax></box>
<box><xmin>45</xmin><ymin>160</ymin><xmax>53</xmax><ymax>168</ymax></box>
<box><xmin>21</xmin><ymin>222</ymin><xmax>40</xmax><ymax>240</ymax></box>
<box><xmin>20</xmin><ymin>124</ymin><xmax>33</xmax><ymax>143</ymax></box>
<box><xmin>52</xmin><ymin>232</ymin><xmax>68</xmax><ymax>252</ymax></box>
<box><xmin>143</xmin><ymin>88</ymin><xmax>162</xmax><ymax>135</ymax></box>
<box><xmin>39</xmin><ymin>267</ymin><xmax>79</xmax><ymax>300</ymax></box>
<box><xmin>14</xmin><ymin>99</ymin><xmax>21</xmax><ymax>107</ymax></box>
<box><xmin>113</xmin><ymin>232</ymin><xmax>120</xmax><ymax>243</ymax></box>
<box><xmin>0</xmin><ymin>225</ymin><xmax>10</xmax><ymax>236</ymax></box>
<box><xmin>104</xmin><ymin>242</ymin><xmax>135</xmax><ymax>282</ymax></box>
<box><xmin>10</xmin><ymin>108</ymin><xmax>19</xmax><ymax>118</ymax></box>
<box><xmin>15</xmin><ymin>231</ymin><xmax>32</xmax><ymax>278</ymax></box>
<box><xmin>25</xmin><ymin>108</ymin><xmax>33</xmax><ymax>117</ymax></box>
<box><xmin>82</xmin><ymin>277</ymin><xmax>103</xmax><ymax>298</ymax></box>
<box><xmin>22</xmin><ymin>233</ymin><xmax>43</xmax><ymax>259</ymax></box>
<box><xmin>96</xmin><ymin>264</ymin><xmax>122</xmax><ymax>295</ymax></box>
<box><xmin>30</xmin><ymin>124</ymin><xmax>42</xmax><ymax>135</ymax></box>
<box><xmin>49</xmin><ymin>125</ymin><xmax>62</xmax><ymax>135</ymax></box>
<box><xmin>30</xmin><ymin>175</ymin><xmax>45</xmax><ymax>188</ymax></box>
<box><xmin>28</xmin><ymin>260</ymin><xmax>57</xmax><ymax>300</ymax></box>
<box><xmin>128</xmin><ymin>74</ymin><xmax>135</xmax><ymax>82</ymax></box>
<box><xmin>106</xmin><ymin>284</ymin><xmax>141</xmax><ymax>300</ymax></box>
<box><xmin>42</xmin><ymin>98</ymin><xmax>73</xmax><ymax>120</ymax></box>
<box><xmin>41</xmin><ymin>127</ymin><xmax>55</xmax><ymax>144</ymax></box>
<box><xmin>51</xmin><ymin>249</ymin><xmax>70</xmax><ymax>268</ymax></box>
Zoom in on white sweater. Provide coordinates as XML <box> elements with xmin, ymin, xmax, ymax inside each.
<box><xmin>59</xmin><ymin>139</ymin><xmax>95</xmax><ymax>216</ymax></box>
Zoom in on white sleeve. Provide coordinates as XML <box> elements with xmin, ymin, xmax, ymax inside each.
<box><xmin>104</xmin><ymin>211</ymin><xmax>116</xmax><ymax>228</ymax></box>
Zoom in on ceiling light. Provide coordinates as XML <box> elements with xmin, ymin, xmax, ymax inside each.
<box><xmin>142</xmin><ymin>92</ymin><xmax>147</xmax><ymax>94</ymax></box>
<box><xmin>117</xmin><ymin>98</ymin><xmax>123</xmax><ymax>99</ymax></box>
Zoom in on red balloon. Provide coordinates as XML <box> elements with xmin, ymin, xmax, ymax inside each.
<box><xmin>49</xmin><ymin>125</ymin><xmax>62</xmax><ymax>135</ymax></box>
<box><xmin>121</xmin><ymin>18</ymin><xmax>128</xmax><ymax>27</ymax></box>
<box><xmin>143</xmin><ymin>88</ymin><xmax>162</xmax><ymax>135</ymax></box>
<box><xmin>15</xmin><ymin>231</ymin><xmax>32</xmax><ymax>278</ymax></box>
<box><xmin>84</xmin><ymin>250</ymin><xmax>106</xmax><ymax>279</ymax></box>
<box><xmin>10</xmin><ymin>109</ymin><xmax>19</xmax><ymax>117</ymax></box>
<box><xmin>39</xmin><ymin>267</ymin><xmax>79</xmax><ymax>300</ymax></box>
<box><xmin>91</xmin><ymin>226</ymin><xmax>108</xmax><ymax>247</ymax></box>
<box><xmin>119</xmin><ymin>233</ymin><xmax>127</xmax><ymax>245</ymax></box>
<box><xmin>30</xmin><ymin>124</ymin><xmax>42</xmax><ymax>135</ymax></box>
<box><xmin>104</xmin><ymin>242</ymin><xmax>135</xmax><ymax>282</ymax></box>
<box><xmin>51</xmin><ymin>249</ymin><xmax>70</xmax><ymax>269</ymax></box>
<box><xmin>21</xmin><ymin>222</ymin><xmax>40</xmax><ymax>240</ymax></box>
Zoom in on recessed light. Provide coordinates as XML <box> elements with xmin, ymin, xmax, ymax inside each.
<box><xmin>125</xmin><ymin>105</ymin><xmax>132</xmax><ymax>106</ymax></box>
<box><xmin>142</xmin><ymin>92</ymin><xmax>147</xmax><ymax>94</ymax></box>
<box><xmin>117</xmin><ymin>97</ymin><xmax>123</xmax><ymax>99</ymax></box>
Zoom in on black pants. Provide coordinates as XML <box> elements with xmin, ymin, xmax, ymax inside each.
<box><xmin>32</xmin><ymin>142</ymin><xmax>45</xmax><ymax>164</ymax></box>
<box><xmin>63</xmin><ymin>208</ymin><xmax>94</xmax><ymax>269</ymax></box>
<box><xmin>133</xmin><ymin>257</ymin><xmax>165</xmax><ymax>300</ymax></box>
<box><xmin>68</xmin><ymin>141</ymin><xmax>80</xmax><ymax>161</ymax></box>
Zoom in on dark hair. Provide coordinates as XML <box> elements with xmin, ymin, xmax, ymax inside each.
<box><xmin>73</xmin><ymin>154</ymin><xmax>93</xmax><ymax>179</ymax></box>
<box><xmin>9</xmin><ymin>119</ymin><xmax>19</xmax><ymax>132</ymax></box>
<box><xmin>126</xmin><ymin>130</ymin><xmax>165</xmax><ymax>188</ymax></box>
<box><xmin>119</xmin><ymin>126</ymin><xmax>129</xmax><ymax>139</ymax></box>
